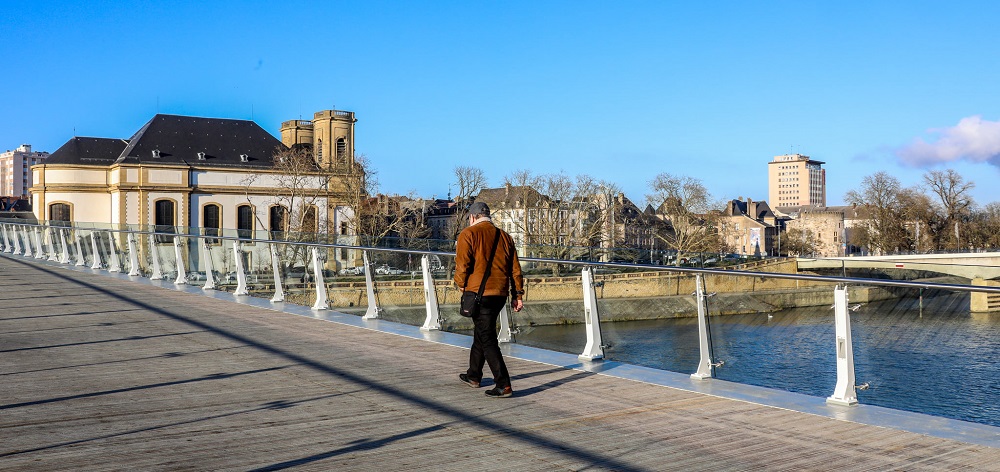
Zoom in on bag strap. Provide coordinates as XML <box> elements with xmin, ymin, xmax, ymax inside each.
<box><xmin>475</xmin><ymin>228</ymin><xmax>503</xmax><ymax>300</ymax></box>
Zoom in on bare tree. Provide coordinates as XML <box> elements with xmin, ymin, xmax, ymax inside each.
<box><xmin>243</xmin><ymin>146</ymin><xmax>330</xmax><ymax>236</ymax></box>
<box><xmin>966</xmin><ymin>202</ymin><xmax>1000</xmax><ymax>249</ymax></box>
<box><xmin>482</xmin><ymin>170</ymin><xmax>614</xmax><ymax>275</ymax></box>
<box><xmin>448</xmin><ymin>166</ymin><xmax>489</xmax><ymax>241</ymax></box>
<box><xmin>781</xmin><ymin>227</ymin><xmax>819</xmax><ymax>257</ymax></box>
<box><xmin>844</xmin><ymin>171</ymin><xmax>911</xmax><ymax>255</ymax></box>
<box><xmin>923</xmin><ymin>169</ymin><xmax>975</xmax><ymax>249</ymax></box>
<box><xmin>646</xmin><ymin>173</ymin><xmax>720</xmax><ymax>262</ymax></box>
<box><xmin>897</xmin><ymin>187</ymin><xmax>939</xmax><ymax>252</ymax></box>
<box><xmin>331</xmin><ymin>154</ymin><xmax>404</xmax><ymax>247</ymax></box>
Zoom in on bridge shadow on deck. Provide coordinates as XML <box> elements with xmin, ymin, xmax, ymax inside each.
<box><xmin>2</xmin><ymin>257</ymin><xmax>650</xmax><ymax>472</ymax></box>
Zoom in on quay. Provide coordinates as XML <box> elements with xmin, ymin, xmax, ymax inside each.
<box><xmin>2</xmin><ymin>254</ymin><xmax>999</xmax><ymax>471</ymax></box>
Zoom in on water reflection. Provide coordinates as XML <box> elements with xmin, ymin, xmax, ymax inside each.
<box><xmin>512</xmin><ymin>292</ymin><xmax>1000</xmax><ymax>427</ymax></box>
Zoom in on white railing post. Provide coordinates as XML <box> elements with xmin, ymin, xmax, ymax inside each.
<box><xmin>148</xmin><ymin>234</ymin><xmax>163</xmax><ymax>279</ymax></box>
<box><xmin>74</xmin><ymin>232</ymin><xmax>86</xmax><ymax>266</ymax></box>
<box><xmin>173</xmin><ymin>236</ymin><xmax>188</xmax><ymax>285</ymax></box>
<box><xmin>58</xmin><ymin>229</ymin><xmax>70</xmax><ymax>263</ymax></box>
<box><xmin>827</xmin><ymin>285</ymin><xmax>859</xmax><ymax>406</ymax></box>
<box><xmin>362</xmin><ymin>250</ymin><xmax>382</xmax><ymax>319</ymax></box>
<box><xmin>420</xmin><ymin>254</ymin><xmax>441</xmax><ymax>331</ymax></box>
<box><xmin>232</xmin><ymin>240</ymin><xmax>248</xmax><ymax>296</ymax></box>
<box><xmin>21</xmin><ymin>226</ymin><xmax>33</xmax><ymax>258</ymax></box>
<box><xmin>127</xmin><ymin>233</ymin><xmax>141</xmax><ymax>276</ymax></box>
<box><xmin>46</xmin><ymin>227</ymin><xmax>59</xmax><ymax>261</ymax></box>
<box><xmin>1</xmin><ymin>225</ymin><xmax>10</xmax><ymax>253</ymax></box>
<box><xmin>579</xmin><ymin>266</ymin><xmax>605</xmax><ymax>361</ymax></box>
<box><xmin>202</xmin><ymin>240</ymin><xmax>216</xmax><ymax>290</ymax></box>
<box><xmin>269</xmin><ymin>244</ymin><xmax>285</xmax><ymax>303</ymax></box>
<box><xmin>90</xmin><ymin>232</ymin><xmax>103</xmax><ymax>269</ymax></box>
<box><xmin>691</xmin><ymin>274</ymin><xmax>719</xmax><ymax>380</ymax></box>
<box><xmin>13</xmin><ymin>226</ymin><xmax>23</xmax><ymax>255</ymax></box>
<box><xmin>310</xmin><ymin>247</ymin><xmax>329</xmax><ymax>310</ymax></box>
<box><xmin>34</xmin><ymin>228</ymin><xmax>46</xmax><ymax>259</ymax></box>
<box><xmin>497</xmin><ymin>305</ymin><xmax>513</xmax><ymax>343</ymax></box>
<box><xmin>107</xmin><ymin>231</ymin><xmax>121</xmax><ymax>272</ymax></box>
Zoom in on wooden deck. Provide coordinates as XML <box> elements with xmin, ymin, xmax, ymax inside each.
<box><xmin>2</xmin><ymin>254</ymin><xmax>999</xmax><ymax>471</ymax></box>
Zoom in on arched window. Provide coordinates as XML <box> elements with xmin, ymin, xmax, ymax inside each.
<box><xmin>154</xmin><ymin>199</ymin><xmax>176</xmax><ymax>243</ymax></box>
<box><xmin>49</xmin><ymin>203</ymin><xmax>71</xmax><ymax>225</ymax></box>
<box><xmin>203</xmin><ymin>204</ymin><xmax>221</xmax><ymax>242</ymax></box>
<box><xmin>269</xmin><ymin>205</ymin><xmax>288</xmax><ymax>238</ymax></box>
<box><xmin>316</xmin><ymin>138</ymin><xmax>323</xmax><ymax>162</ymax></box>
<box><xmin>336</xmin><ymin>138</ymin><xmax>347</xmax><ymax>161</ymax></box>
<box><xmin>237</xmin><ymin>204</ymin><xmax>254</xmax><ymax>239</ymax></box>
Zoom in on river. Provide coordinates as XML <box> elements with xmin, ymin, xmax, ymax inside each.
<box><xmin>509</xmin><ymin>291</ymin><xmax>1000</xmax><ymax>427</ymax></box>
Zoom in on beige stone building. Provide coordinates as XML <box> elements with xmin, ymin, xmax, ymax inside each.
<box><xmin>30</xmin><ymin>110</ymin><xmax>362</xmax><ymax>270</ymax></box>
<box><xmin>718</xmin><ymin>198</ymin><xmax>778</xmax><ymax>256</ymax></box>
<box><xmin>782</xmin><ymin>207</ymin><xmax>846</xmax><ymax>257</ymax></box>
<box><xmin>768</xmin><ymin>153</ymin><xmax>826</xmax><ymax>208</ymax></box>
<box><xmin>1</xmin><ymin>144</ymin><xmax>49</xmax><ymax>198</ymax></box>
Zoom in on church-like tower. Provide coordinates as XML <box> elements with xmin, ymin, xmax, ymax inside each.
<box><xmin>280</xmin><ymin>110</ymin><xmax>356</xmax><ymax>168</ymax></box>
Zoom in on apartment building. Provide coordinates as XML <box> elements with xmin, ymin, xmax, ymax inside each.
<box><xmin>1</xmin><ymin>144</ymin><xmax>48</xmax><ymax>198</ymax></box>
<box><xmin>768</xmin><ymin>153</ymin><xmax>826</xmax><ymax>208</ymax></box>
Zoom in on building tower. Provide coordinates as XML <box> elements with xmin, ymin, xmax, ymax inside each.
<box><xmin>1</xmin><ymin>144</ymin><xmax>49</xmax><ymax>198</ymax></box>
<box><xmin>768</xmin><ymin>153</ymin><xmax>826</xmax><ymax>208</ymax></box>
<box><xmin>280</xmin><ymin>110</ymin><xmax>356</xmax><ymax>169</ymax></box>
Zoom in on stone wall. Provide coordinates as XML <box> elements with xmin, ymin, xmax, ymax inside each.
<box><xmin>284</xmin><ymin>260</ymin><xmax>900</xmax><ymax>330</ymax></box>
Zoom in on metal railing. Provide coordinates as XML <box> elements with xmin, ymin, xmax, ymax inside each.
<box><xmin>3</xmin><ymin>218</ymin><xmax>1000</xmax><ymax>412</ymax></box>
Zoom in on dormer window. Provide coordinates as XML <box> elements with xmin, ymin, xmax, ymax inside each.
<box><xmin>239</xmin><ymin>154</ymin><xmax>249</xmax><ymax>162</ymax></box>
<box><xmin>152</xmin><ymin>149</ymin><xmax>161</xmax><ymax>158</ymax></box>
<box><xmin>197</xmin><ymin>152</ymin><xmax>206</xmax><ymax>160</ymax></box>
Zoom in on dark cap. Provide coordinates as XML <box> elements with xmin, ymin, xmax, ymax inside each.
<box><xmin>468</xmin><ymin>201</ymin><xmax>490</xmax><ymax>217</ymax></box>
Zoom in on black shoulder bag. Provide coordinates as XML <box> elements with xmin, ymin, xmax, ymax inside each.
<box><xmin>460</xmin><ymin>229</ymin><xmax>502</xmax><ymax>317</ymax></box>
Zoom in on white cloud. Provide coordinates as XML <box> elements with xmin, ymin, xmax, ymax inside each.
<box><xmin>896</xmin><ymin>115</ymin><xmax>1000</xmax><ymax>167</ymax></box>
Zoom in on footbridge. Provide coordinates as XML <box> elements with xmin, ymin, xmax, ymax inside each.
<box><xmin>2</xmin><ymin>220</ymin><xmax>1000</xmax><ymax>470</ymax></box>
<box><xmin>798</xmin><ymin>252</ymin><xmax>1000</xmax><ymax>279</ymax></box>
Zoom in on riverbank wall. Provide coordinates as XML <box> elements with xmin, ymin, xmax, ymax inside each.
<box><xmin>283</xmin><ymin>259</ymin><xmax>899</xmax><ymax>330</ymax></box>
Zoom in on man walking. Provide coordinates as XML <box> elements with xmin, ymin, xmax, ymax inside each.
<box><xmin>455</xmin><ymin>201</ymin><xmax>524</xmax><ymax>398</ymax></box>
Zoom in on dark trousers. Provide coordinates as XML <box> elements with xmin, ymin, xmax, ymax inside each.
<box><xmin>466</xmin><ymin>295</ymin><xmax>511</xmax><ymax>389</ymax></box>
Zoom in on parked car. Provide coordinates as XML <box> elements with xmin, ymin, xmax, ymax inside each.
<box><xmin>375</xmin><ymin>264</ymin><xmax>404</xmax><ymax>275</ymax></box>
<box><xmin>339</xmin><ymin>267</ymin><xmax>363</xmax><ymax>276</ymax></box>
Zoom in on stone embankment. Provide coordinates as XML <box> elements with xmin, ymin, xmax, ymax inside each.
<box><xmin>282</xmin><ymin>259</ymin><xmax>900</xmax><ymax>330</ymax></box>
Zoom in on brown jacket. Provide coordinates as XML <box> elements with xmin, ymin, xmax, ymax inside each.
<box><xmin>454</xmin><ymin>219</ymin><xmax>524</xmax><ymax>299</ymax></box>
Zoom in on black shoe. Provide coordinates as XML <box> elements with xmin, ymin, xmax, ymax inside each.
<box><xmin>484</xmin><ymin>386</ymin><xmax>513</xmax><ymax>398</ymax></box>
<box><xmin>459</xmin><ymin>373</ymin><xmax>480</xmax><ymax>388</ymax></box>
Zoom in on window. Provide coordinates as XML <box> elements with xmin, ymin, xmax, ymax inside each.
<box><xmin>237</xmin><ymin>204</ymin><xmax>254</xmax><ymax>239</ymax></box>
<box><xmin>269</xmin><ymin>205</ymin><xmax>288</xmax><ymax>238</ymax></box>
<box><xmin>302</xmin><ymin>206</ymin><xmax>318</xmax><ymax>234</ymax></box>
<box><xmin>49</xmin><ymin>203</ymin><xmax>71</xmax><ymax>224</ymax></box>
<box><xmin>154</xmin><ymin>200</ymin><xmax>176</xmax><ymax>243</ymax></box>
<box><xmin>336</xmin><ymin>138</ymin><xmax>347</xmax><ymax>161</ymax></box>
<box><xmin>203</xmin><ymin>204</ymin><xmax>221</xmax><ymax>243</ymax></box>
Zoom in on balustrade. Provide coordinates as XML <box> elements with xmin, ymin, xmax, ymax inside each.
<box><xmin>2</xmin><ymin>218</ymin><xmax>999</xmax><ymax>419</ymax></box>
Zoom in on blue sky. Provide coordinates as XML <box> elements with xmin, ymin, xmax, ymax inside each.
<box><xmin>4</xmin><ymin>1</ymin><xmax>1000</xmax><ymax>207</ymax></box>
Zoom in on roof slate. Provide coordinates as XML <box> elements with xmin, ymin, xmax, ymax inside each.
<box><xmin>44</xmin><ymin>137</ymin><xmax>129</xmax><ymax>165</ymax></box>
<box><xmin>44</xmin><ymin>114</ymin><xmax>286</xmax><ymax>169</ymax></box>
<box><xmin>116</xmin><ymin>114</ymin><xmax>284</xmax><ymax>168</ymax></box>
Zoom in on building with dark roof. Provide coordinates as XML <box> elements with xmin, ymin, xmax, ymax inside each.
<box><xmin>30</xmin><ymin>111</ymin><xmax>364</xmax><ymax>270</ymax></box>
<box><xmin>718</xmin><ymin>198</ymin><xmax>778</xmax><ymax>256</ymax></box>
